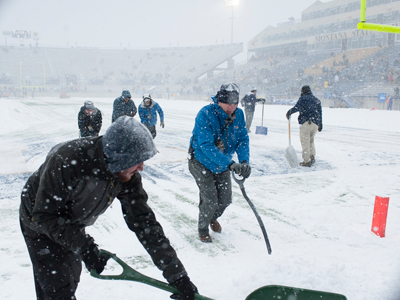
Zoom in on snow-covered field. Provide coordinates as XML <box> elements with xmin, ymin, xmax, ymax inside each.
<box><xmin>0</xmin><ymin>96</ymin><xmax>399</xmax><ymax>300</ymax></box>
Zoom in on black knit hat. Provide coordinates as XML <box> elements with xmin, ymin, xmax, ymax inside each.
<box><xmin>102</xmin><ymin>117</ymin><xmax>157</xmax><ymax>173</ymax></box>
<box><xmin>122</xmin><ymin>90</ymin><xmax>131</xmax><ymax>98</ymax></box>
<box><xmin>216</xmin><ymin>83</ymin><xmax>240</xmax><ymax>104</ymax></box>
<box><xmin>301</xmin><ymin>85</ymin><xmax>311</xmax><ymax>95</ymax></box>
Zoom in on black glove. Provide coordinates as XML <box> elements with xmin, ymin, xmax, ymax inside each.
<box><xmin>170</xmin><ymin>275</ymin><xmax>198</xmax><ymax>300</ymax></box>
<box><xmin>229</xmin><ymin>162</ymin><xmax>242</xmax><ymax>175</ymax></box>
<box><xmin>80</xmin><ymin>241</ymin><xmax>111</xmax><ymax>274</ymax></box>
<box><xmin>260</xmin><ymin>98</ymin><xmax>266</xmax><ymax>103</ymax></box>
<box><xmin>241</xmin><ymin>163</ymin><xmax>251</xmax><ymax>178</ymax></box>
<box><xmin>229</xmin><ymin>162</ymin><xmax>251</xmax><ymax>178</ymax></box>
<box><xmin>286</xmin><ymin>110</ymin><xmax>291</xmax><ymax>120</ymax></box>
<box><xmin>318</xmin><ymin>124</ymin><xmax>323</xmax><ymax>132</ymax></box>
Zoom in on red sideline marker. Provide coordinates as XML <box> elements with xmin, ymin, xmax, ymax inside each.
<box><xmin>371</xmin><ymin>196</ymin><xmax>389</xmax><ymax>237</ymax></box>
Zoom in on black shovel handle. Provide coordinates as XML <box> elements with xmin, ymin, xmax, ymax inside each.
<box><xmin>231</xmin><ymin>171</ymin><xmax>272</xmax><ymax>255</ymax></box>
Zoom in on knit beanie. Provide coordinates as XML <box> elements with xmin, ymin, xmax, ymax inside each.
<box><xmin>102</xmin><ymin>116</ymin><xmax>157</xmax><ymax>173</ymax></box>
<box><xmin>301</xmin><ymin>85</ymin><xmax>311</xmax><ymax>95</ymax></box>
<box><xmin>122</xmin><ymin>90</ymin><xmax>131</xmax><ymax>98</ymax></box>
<box><xmin>216</xmin><ymin>83</ymin><xmax>240</xmax><ymax>104</ymax></box>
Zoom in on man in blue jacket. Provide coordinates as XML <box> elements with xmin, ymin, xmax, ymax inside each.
<box><xmin>286</xmin><ymin>85</ymin><xmax>323</xmax><ymax>167</ymax></box>
<box><xmin>111</xmin><ymin>90</ymin><xmax>137</xmax><ymax>123</ymax></box>
<box><xmin>138</xmin><ymin>93</ymin><xmax>164</xmax><ymax>139</ymax></box>
<box><xmin>240</xmin><ymin>88</ymin><xmax>265</xmax><ymax>133</ymax></box>
<box><xmin>188</xmin><ymin>83</ymin><xmax>251</xmax><ymax>243</ymax></box>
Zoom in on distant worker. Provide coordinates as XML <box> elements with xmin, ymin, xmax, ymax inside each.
<box><xmin>240</xmin><ymin>88</ymin><xmax>265</xmax><ymax>133</ymax></box>
<box><xmin>138</xmin><ymin>93</ymin><xmax>164</xmax><ymax>139</ymax></box>
<box><xmin>286</xmin><ymin>85</ymin><xmax>322</xmax><ymax>167</ymax></box>
<box><xmin>188</xmin><ymin>83</ymin><xmax>250</xmax><ymax>243</ymax></box>
<box><xmin>386</xmin><ymin>96</ymin><xmax>393</xmax><ymax>111</ymax></box>
<box><xmin>111</xmin><ymin>90</ymin><xmax>137</xmax><ymax>123</ymax></box>
<box><xmin>78</xmin><ymin>100</ymin><xmax>102</xmax><ymax>137</ymax></box>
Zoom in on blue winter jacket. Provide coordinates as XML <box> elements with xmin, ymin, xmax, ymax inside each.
<box><xmin>138</xmin><ymin>100</ymin><xmax>164</xmax><ymax>127</ymax></box>
<box><xmin>288</xmin><ymin>91</ymin><xmax>322</xmax><ymax>126</ymax></box>
<box><xmin>112</xmin><ymin>96</ymin><xmax>137</xmax><ymax>123</ymax></box>
<box><xmin>189</xmin><ymin>98</ymin><xmax>249</xmax><ymax>174</ymax></box>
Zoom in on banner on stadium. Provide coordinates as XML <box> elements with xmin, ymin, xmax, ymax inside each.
<box><xmin>378</xmin><ymin>93</ymin><xmax>386</xmax><ymax>103</ymax></box>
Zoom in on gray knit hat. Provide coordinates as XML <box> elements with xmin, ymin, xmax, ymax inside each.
<box><xmin>102</xmin><ymin>116</ymin><xmax>157</xmax><ymax>173</ymax></box>
<box><xmin>84</xmin><ymin>100</ymin><xmax>95</xmax><ymax>110</ymax></box>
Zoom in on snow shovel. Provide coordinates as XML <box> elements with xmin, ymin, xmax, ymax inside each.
<box><xmin>285</xmin><ymin>116</ymin><xmax>299</xmax><ymax>168</ymax></box>
<box><xmin>90</xmin><ymin>249</ymin><xmax>213</xmax><ymax>300</ymax></box>
<box><xmin>255</xmin><ymin>101</ymin><xmax>268</xmax><ymax>135</ymax></box>
<box><xmin>91</xmin><ymin>250</ymin><xmax>348</xmax><ymax>300</ymax></box>
<box><xmin>231</xmin><ymin>171</ymin><xmax>272</xmax><ymax>255</ymax></box>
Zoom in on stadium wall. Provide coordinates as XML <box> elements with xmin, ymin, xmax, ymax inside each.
<box><xmin>248</xmin><ymin>0</ymin><xmax>400</xmax><ymax>56</ymax></box>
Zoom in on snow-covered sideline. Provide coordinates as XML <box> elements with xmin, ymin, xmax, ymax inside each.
<box><xmin>0</xmin><ymin>97</ymin><xmax>399</xmax><ymax>300</ymax></box>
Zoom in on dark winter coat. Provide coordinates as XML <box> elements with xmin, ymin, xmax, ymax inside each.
<box><xmin>78</xmin><ymin>106</ymin><xmax>102</xmax><ymax>137</ymax></box>
<box><xmin>189</xmin><ymin>99</ymin><xmax>249</xmax><ymax>174</ymax></box>
<box><xmin>138</xmin><ymin>100</ymin><xmax>164</xmax><ymax>127</ymax></box>
<box><xmin>112</xmin><ymin>96</ymin><xmax>137</xmax><ymax>123</ymax></box>
<box><xmin>240</xmin><ymin>92</ymin><xmax>262</xmax><ymax>112</ymax></box>
<box><xmin>288</xmin><ymin>91</ymin><xmax>322</xmax><ymax>126</ymax></box>
<box><xmin>19</xmin><ymin>136</ymin><xmax>186</xmax><ymax>283</ymax></box>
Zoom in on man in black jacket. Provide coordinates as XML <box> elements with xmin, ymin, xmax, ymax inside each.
<box><xmin>286</xmin><ymin>85</ymin><xmax>323</xmax><ymax>167</ymax></box>
<box><xmin>240</xmin><ymin>88</ymin><xmax>265</xmax><ymax>133</ymax></box>
<box><xmin>112</xmin><ymin>90</ymin><xmax>137</xmax><ymax>123</ymax></box>
<box><xmin>20</xmin><ymin>117</ymin><xmax>198</xmax><ymax>300</ymax></box>
<box><xmin>78</xmin><ymin>100</ymin><xmax>102</xmax><ymax>137</ymax></box>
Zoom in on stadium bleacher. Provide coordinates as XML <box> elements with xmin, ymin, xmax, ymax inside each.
<box><xmin>0</xmin><ymin>43</ymin><xmax>242</xmax><ymax>97</ymax></box>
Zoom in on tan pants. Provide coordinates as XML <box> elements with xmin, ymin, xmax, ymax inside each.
<box><xmin>300</xmin><ymin>122</ymin><xmax>318</xmax><ymax>163</ymax></box>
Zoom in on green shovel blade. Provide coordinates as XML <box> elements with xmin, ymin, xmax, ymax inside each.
<box><xmin>91</xmin><ymin>250</ymin><xmax>347</xmax><ymax>300</ymax></box>
<box><xmin>245</xmin><ymin>285</ymin><xmax>347</xmax><ymax>300</ymax></box>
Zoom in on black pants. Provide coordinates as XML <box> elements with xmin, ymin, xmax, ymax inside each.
<box><xmin>20</xmin><ymin>221</ymin><xmax>82</xmax><ymax>300</ymax></box>
<box><xmin>145</xmin><ymin>125</ymin><xmax>157</xmax><ymax>139</ymax></box>
<box><xmin>80</xmin><ymin>131</ymin><xmax>99</xmax><ymax>138</ymax></box>
<box><xmin>188</xmin><ymin>158</ymin><xmax>232</xmax><ymax>235</ymax></box>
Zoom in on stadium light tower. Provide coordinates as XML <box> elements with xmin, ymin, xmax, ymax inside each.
<box><xmin>226</xmin><ymin>0</ymin><xmax>239</xmax><ymax>44</ymax></box>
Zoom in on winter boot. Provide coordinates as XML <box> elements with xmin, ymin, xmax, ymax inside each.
<box><xmin>199</xmin><ymin>233</ymin><xmax>212</xmax><ymax>243</ymax></box>
<box><xmin>310</xmin><ymin>155</ymin><xmax>315</xmax><ymax>165</ymax></box>
<box><xmin>210</xmin><ymin>220</ymin><xmax>222</xmax><ymax>233</ymax></box>
<box><xmin>300</xmin><ymin>161</ymin><xmax>312</xmax><ymax>167</ymax></box>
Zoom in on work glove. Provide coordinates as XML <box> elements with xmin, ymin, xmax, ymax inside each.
<box><xmin>229</xmin><ymin>162</ymin><xmax>251</xmax><ymax>178</ymax></box>
<box><xmin>170</xmin><ymin>275</ymin><xmax>198</xmax><ymax>300</ymax></box>
<box><xmin>286</xmin><ymin>110</ymin><xmax>291</xmax><ymax>120</ymax></box>
<box><xmin>160</xmin><ymin>121</ymin><xmax>165</xmax><ymax>128</ymax></box>
<box><xmin>318</xmin><ymin>123</ymin><xmax>323</xmax><ymax>132</ymax></box>
<box><xmin>80</xmin><ymin>241</ymin><xmax>111</xmax><ymax>274</ymax></box>
<box><xmin>240</xmin><ymin>163</ymin><xmax>251</xmax><ymax>178</ymax></box>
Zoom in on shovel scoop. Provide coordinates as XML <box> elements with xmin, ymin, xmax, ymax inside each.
<box><xmin>285</xmin><ymin>116</ymin><xmax>299</xmax><ymax>168</ymax></box>
<box><xmin>91</xmin><ymin>250</ymin><xmax>347</xmax><ymax>300</ymax></box>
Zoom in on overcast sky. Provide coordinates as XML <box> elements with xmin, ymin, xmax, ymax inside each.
<box><xmin>0</xmin><ymin>0</ymin><xmax>321</xmax><ymax>59</ymax></box>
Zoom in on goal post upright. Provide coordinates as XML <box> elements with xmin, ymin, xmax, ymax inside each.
<box><xmin>358</xmin><ymin>0</ymin><xmax>400</xmax><ymax>34</ymax></box>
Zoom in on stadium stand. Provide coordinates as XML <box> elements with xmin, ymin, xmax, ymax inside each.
<box><xmin>0</xmin><ymin>43</ymin><xmax>242</xmax><ymax>98</ymax></box>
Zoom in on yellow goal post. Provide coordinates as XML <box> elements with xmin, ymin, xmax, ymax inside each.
<box><xmin>357</xmin><ymin>0</ymin><xmax>400</xmax><ymax>34</ymax></box>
